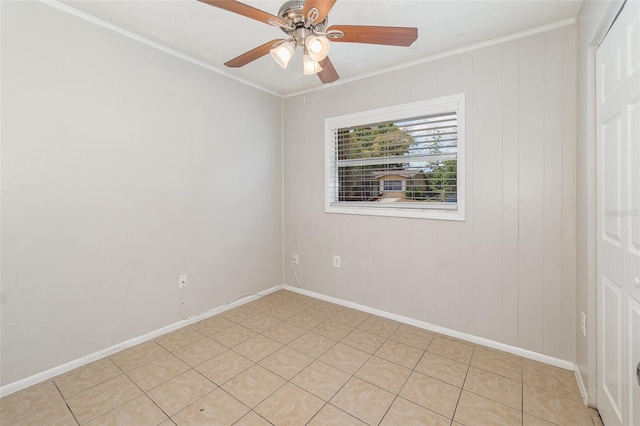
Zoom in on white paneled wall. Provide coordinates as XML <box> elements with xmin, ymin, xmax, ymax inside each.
<box><xmin>284</xmin><ymin>25</ymin><xmax>576</xmax><ymax>360</ymax></box>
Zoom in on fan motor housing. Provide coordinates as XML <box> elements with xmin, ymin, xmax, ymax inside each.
<box><xmin>278</xmin><ymin>0</ymin><xmax>328</xmax><ymax>33</ymax></box>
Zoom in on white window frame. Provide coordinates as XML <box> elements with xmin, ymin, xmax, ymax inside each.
<box><xmin>324</xmin><ymin>94</ymin><xmax>466</xmax><ymax>221</ymax></box>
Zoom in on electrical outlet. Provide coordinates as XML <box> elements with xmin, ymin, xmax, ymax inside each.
<box><xmin>333</xmin><ymin>255</ymin><xmax>341</xmax><ymax>268</ymax></box>
<box><xmin>581</xmin><ymin>311</ymin><xmax>586</xmax><ymax>336</ymax></box>
<box><xmin>293</xmin><ymin>254</ymin><xmax>299</xmax><ymax>264</ymax></box>
<box><xmin>178</xmin><ymin>274</ymin><xmax>187</xmax><ymax>289</ymax></box>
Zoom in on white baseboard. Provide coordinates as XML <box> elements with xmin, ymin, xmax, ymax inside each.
<box><xmin>574</xmin><ymin>363</ymin><xmax>590</xmax><ymax>405</ymax></box>
<box><xmin>284</xmin><ymin>285</ymin><xmax>575</xmax><ymax>371</ymax></box>
<box><xmin>0</xmin><ymin>284</ymin><xmax>283</xmax><ymax>398</ymax></box>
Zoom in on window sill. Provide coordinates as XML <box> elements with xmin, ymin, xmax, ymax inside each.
<box><xmin>325</xmin><ymin>203</ymin><xmax>466</xmax><ymax>221</ymax></box>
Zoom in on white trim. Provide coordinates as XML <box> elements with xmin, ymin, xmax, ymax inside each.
<box><xmin>38</xmin><ymin>0</ymin><xmax>279</xmax><ymax>98</ymax></box>
<box><xmin>0</xmin><ymin>285</ymin><xmax>283</xmax><ymax>398</ymax></box>
<box><xmin>283</xmin><ymin>285</ymin><xmax>575</xmax><ymax>371</ymax></box>
<box><xmin>591</xmin><ymin>0</ymin><xmax>626</xmax><ymax>47</ymax></box>
<box><xmin>574</xmin><ymin>363</ymin><xmax>590</xmax><ymax>406</ymax></box>
<box><xmin>284</xmin><ymin>17</ymin><xmax>577</xmax><ymax>98</ymax></box>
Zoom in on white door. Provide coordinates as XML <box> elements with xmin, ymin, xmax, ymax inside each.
<box><xmin>596</xmin><ymin>1</ymin><xmax>640</xmax><ymax>425</ymax></box>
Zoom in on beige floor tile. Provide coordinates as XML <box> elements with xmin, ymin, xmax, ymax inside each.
<box><xmin>222</xmin><ymin>365</ymin><xmax>286</xmax><ymax>408</ymax></box>
<box><xmin>523</xmin><ymin>384</ymin><xmax>593</xmax><ymax>426</ymax></box>
<box><xmin>259</xmin><ymin>346</ymin><xmax>313</xmax><ymax>380</ymax></box>
<box><xmin>255</xmin><ymin>383</ymin><xmax>324</xmax><ymax>425</ymax></box>
<box><xmin>523</xmin><ymin>359</ymin><xmax>581</xmax><ymax>401</ymax></box>
<box><xmin>399</xmin><ymin>371</ymin><xmax>461</xmax><ymax>419</ymax></box>
<box><xmin>211</xmin><ymin>324</ymin><xmax>257</xmax><ymax>348</ymax></box>
<box><xmin>2</xmin><ymin>291</ymin><xmax>600</xmax><ymax>426</ymax></box>
<box><xmin>427</xmin><ymin>335</ymin><xmax>474</xmax><ymax>364</ymax></box>
<box><xmin>262</xmin><ymin>322</ymin><xmax>306</xmax><ymax>344</ymax></box>
<box><xmin>172</xmin><ymin>337</ymin><xmax>226</xmax><ymax>367</ymax></box>
<box><xmin>191</xmin><ymin>315</ymin><xmax>235</xmax><ymax>337</ymax></box>
<box><xmin>66</xmin><ymin>374</ymin><xmax>141</xmax><ymax>424</ymax></box>
<box><xmin>195</xmin><ymin>350</ymin><xmax>253</xmax><ymax>385</ymax></box>
<box><xmin>464</xmin><ymin>367</ymin><xmax>522</xmax><ymax>410</ymax></box>
<box><xmin>454</xmin><ymin>390</ymin><xmax>522</xmax><ymax>426</ymax></box>
<box><xmin>340</xmin><ymin>329</ymin><xmax>386</xmax><ymax>354</ymax></box>
<box><xmin>357</xmin><ymin>316</ymin><xmax>399</xmax><ymax>338</ymax></box>
<box><xmin>0</xmin><ymin>380</ymin><xmax>76</xmax><ymax>426</ymax></box>
<box><xmin>307</xmin><ymin>404</ymin><xmax>367</xmax><ymax>426</ymax></box>
<box><xmin>147</xmin><ymin>370</ymin><xmax>216</xmax><ymax>416</ymax></box>
<box><xmin>415</xmin><ymin>352</ymin><xmax>468</xmax><ymax>387</ymax></box>
<box><xmin>332</xmin><ymin>308</ymin><xmax>370</xmax><ymax>328</ymax></box>
<box><xmin>471</xmin><ymin>346</ymin><xmax>523</xmax><ymax>381</ymax></box>
<box><xmin>291</xmin><ymin>360</ymin><xmax>351</xmax><ymax>401</ymax></box>
<box><xmin>375</xmin><ymin>339</ymin><xmax>424</xmax><ymax>369</ymax></box>
<box><xmin>312</xmin><ymin>320</ymin><xmax>354</xmax><ymax>341</ymax></box>
<box><xmin>523</xmin><ymin>413</ymin><xmax>557</xmax><ymax>425</ymax></box>
<box><xmin>233</xmin><ymin>335</ymin><xmax>283</xmax><ymax>363</ymax></box>
<box><xmin>172</xmin><ymin>388</ymin><xmax>248</xmax><ymax>426</ymax></box>
<box><xmin>85</xmin><ymin>395</ymin><xmax>167</xmax><ymax>426</ymax></box>
<box><xmin>355</xmin><ymin>356</ymin><xmax>411</xmax><ymax>394</ymax></box>
<box><xmin>109</xmin><ymin>340</ymin><xmax>169</xmax><ymax>372</ymax></box>
<box><xmin>389</xmin><ymin>324</ymin><xmax>435</xmax><ymax>350</ymax></box>
<box><xmin>221</xmin><ymin>306</ymin><xmax>256</xmax><ymax>323</ymax></box>
<box><xmin>154</xmin><ymin>327</ymin><xmax>206</xmax><ymax>352</ymax></box>
<box><xmin>330</xmin><ymin>377</ymin><xmax>395</xmax><ymax>425</ymax></box>
<box><xmin>319</xmin><ymin>343</ymin><xmax>370</xmax><ymax>375</ymax></box>
<box><xmin>0</xmin><ymin>380</ymin><xmax>61</xmax><ymax>414</ymax></box>
<box><xmin>263</xmin><ymin>304</ymin><xmax>303</xmax><ymax>321</ymax></box>
<box><xmin>127</xmin><ymin>353</ymin><xmax>189</xmax><ymax>392</ymax></box>
<box><xmin>311</xmin><ymin>311</ymin><xmax>344</xmax><ymax>325</ymax></box>
<box><xmin>4</xmin><ymin>403</ymin><xmax>78</xmax><ymax>426</ymax></box>
<box><xmin>286</xmin><ymin>312</ymin><xmax>327</xmax><ymax>330</ymax></box>
<box><xmin>53</xmin><ymin>358</ymin><xmax>121</xmax><ymax>399</ymax></box>
<box><xmin>233</xmin><ymin>411</ymin><xmax>273</xmax><ymax>426</ymax></box>
<box><xmin>238</xmin><ymin>313</ymin><xmax>281</xmax><ymax>333</ymax></box>
<box><xmin>380</xmin><ymin>397</ymin><xmax>450</xmax><ymax>426</ymax></box>
<box><xmin>288</xmin><ymin>332</ymin><xmax>336</xmax><ymax>358</ymax></box>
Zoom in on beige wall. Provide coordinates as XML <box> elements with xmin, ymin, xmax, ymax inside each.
<box><xmin>284</xmin><ymin>25</ymin><xmax>577</xmax><ymax>361</ymax></box>
<box><xmin>0</xmin><ymin>1</ymin><xmax>282</xmax><ymax>386</ymax></box>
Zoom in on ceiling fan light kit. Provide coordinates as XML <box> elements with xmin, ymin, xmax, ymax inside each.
<box><xmin>305</xmin><ymin>34</ymin><xmax>330</xmax><ymax>61</ymax></box>
<box><xmin>270</xmin><ymin>40</ymin><xmax>296</xmax><ymax>68</ymax></box>
<box><xmin>200</xmin><ymin>0</ymin><xmax>418</xmax><ymax>84</ymax></box>
<box><xmin>303</xmin><ymin>52</ymin><xmax>323</xmax><ymax>75</ymax></box>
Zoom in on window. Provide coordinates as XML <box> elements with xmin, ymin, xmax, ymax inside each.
<box><xmin>383</xmin><ymin>180</ymin><xmax>403</xmax><ymax>191</ymax></box>
<box><xmin>325</xmin><ymin>94</ymin><xmax>465</xmax><ymax>220</ymax></box>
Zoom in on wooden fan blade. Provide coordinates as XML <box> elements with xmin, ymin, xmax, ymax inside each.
<box><xmin>327</xmin><ymin>25</ymin><xmax>418</xmax><ymax>46</ymax></box>
<box><xmin>317</xmin><ymin>57</ymin><xmax>339</xmax><ymax>84</ymax></box>
<box><xmin>302</xmin><ymin>0</ymin><xmax>337</xmax><ymax>24</ymax></box>
<box><xmin>198</xmin><ymin>0</ymin><xmax>286</xmax><ymax>26</ymax></box>
<box><xmin>224</xmin><ymin>39</ymin><xmax>284</xmax><ymax>67</ymax></box>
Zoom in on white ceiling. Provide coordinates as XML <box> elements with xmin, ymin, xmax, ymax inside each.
<box><xmin>56</xmin><ymin>0</ymin><xmax>583</xmax><ymax>96</ymax></box>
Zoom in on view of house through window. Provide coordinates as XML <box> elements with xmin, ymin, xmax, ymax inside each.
<box><xmin>325</xmin><ymin>95</ymin><xmax>465</xmax><ymax>220</ymax></box>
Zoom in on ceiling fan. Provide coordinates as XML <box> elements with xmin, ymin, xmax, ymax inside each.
<box><xmin>197</xmin><ymin>0</ymin><xmax>418</xmax><ymax>84</ymax></box>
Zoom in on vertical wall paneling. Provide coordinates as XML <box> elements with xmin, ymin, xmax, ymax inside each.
<box><xmin>501</xmin><ymin>40</ymin><xmax>520</xmax><ymax>346</ymax></box>
<box><xmin>471</xmin><ymin>45</ymin><xmax>504</xmax><ymax>341</ymax></box>
<box><xmin>562</xmin><ymin>26</ymin><xmax>578</xmax><ymax>361</ymax></box>
<box><xmin>517</xmin><ymin>34</ymin><xmax>547</xmax><ymax>352</ymax></box>
<box><xmin>543</xmin><ymin>29</ymin><xmax>565</xmax><ymax>358</ymax></box>
<box><xmin>284</xmin><ymin>26</ymin><xmax>577</xmax><ymax>360</ymax></box>
<box><xmin>457</xmin><ymin>52</ymin><xmax>476</xmax><ymax>333</ymax></box>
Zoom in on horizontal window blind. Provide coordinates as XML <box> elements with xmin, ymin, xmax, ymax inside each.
<box><xmin>328</xmin><ymin>111</ymin><xmax>458</xmax><ymax>207</ymax></box>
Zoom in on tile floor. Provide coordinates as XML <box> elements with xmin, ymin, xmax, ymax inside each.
<box><xmin>0</xmin><ymin>290</ymin><xmax>603</xmax><ymax>426</ymax></box>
